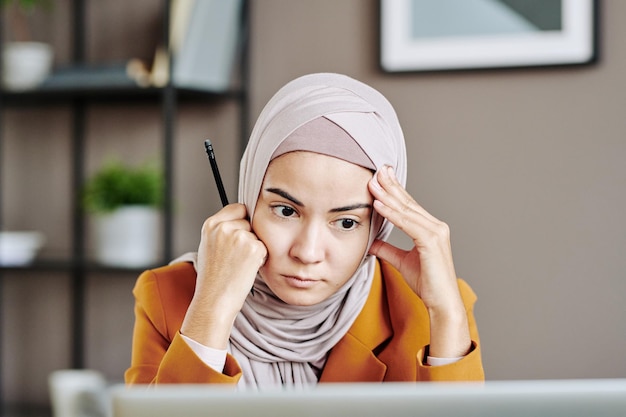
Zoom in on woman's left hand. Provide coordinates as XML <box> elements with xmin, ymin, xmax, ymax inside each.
<box><xmin>368</xmin><ymin>165</ymin><xmax>470</xmax><ymax>358</ymax></box>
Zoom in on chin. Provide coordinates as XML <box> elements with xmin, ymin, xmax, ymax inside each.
<box><xmin>273</xmin><ymin>290</ymin><xmax>325</xmax><ymax>307</ymax></box>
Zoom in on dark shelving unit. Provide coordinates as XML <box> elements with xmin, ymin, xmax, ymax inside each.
<box><xmin>0</xmin><ymin>0</ymin><xmax>249</xmax><ymax>413</ymax></box>
<box><xmin>1</xmin><ymin>86</ymin><xmax>244</xmax><ymax>106</ymax></box>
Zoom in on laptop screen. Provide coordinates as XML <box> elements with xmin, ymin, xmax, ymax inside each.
<box><xmin>110</xmin><ymin>379</ymin><xmax>626</xmax><ymax>417</ymax></box>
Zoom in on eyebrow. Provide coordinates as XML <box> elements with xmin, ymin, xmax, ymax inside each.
<box><xmin>329</xmin><ymin>203</ymin><xmax>372</xmax><ymax>213</ymax></box>
<box><xmin>265</xmin><ymin>187</ymin><xmax>372</xmax><ymax>213</ymax></box>
<box><xmin>266</xmin><ymin>188</ymin><xmax>304</xmax><ymax>206</ymax></box>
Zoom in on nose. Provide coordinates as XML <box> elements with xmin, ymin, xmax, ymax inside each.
<box><xmin>289</xmin><ymin>221</ymin><xmax>325</xmax><ymax>264</ymax></box>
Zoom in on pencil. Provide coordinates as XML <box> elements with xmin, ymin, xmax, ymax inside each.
<box><xmin>204</xmin><ymin>139</ymin><xmax>229</xmax><ymax>207</ymax></box>
<box><xmin>203</xmin><ymin>140</ymin><xmax>254</xmax><ymax>296</ymax></box>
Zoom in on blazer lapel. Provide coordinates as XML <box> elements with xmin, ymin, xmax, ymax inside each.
<box><xmin>319</xmin><ymin>333</ymin><xmax>387</xmax><ymax>382</ymax></box>
<box><xmin>320</xmin><ymin>260</ymin><xmax>392</xmax><ymax>382</ymax></box>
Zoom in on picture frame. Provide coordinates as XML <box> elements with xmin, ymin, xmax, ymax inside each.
<box><xmin>380</xmin><ymin>0</ymin><xmax>598</xmax><ymax>72</ymax></box>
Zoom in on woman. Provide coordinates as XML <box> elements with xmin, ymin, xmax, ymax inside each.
<box><xmin>125</xmin><ymin>73</ymin><xmax>484</xmax><ymax>387</ymax></box>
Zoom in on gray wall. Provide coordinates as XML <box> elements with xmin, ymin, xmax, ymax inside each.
<box><xmin>1</xmin><ymin>0</ymin><xmax>624</xmax><ymax>405</ymax></box>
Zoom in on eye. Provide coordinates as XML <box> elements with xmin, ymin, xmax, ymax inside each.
<box><xmin>271</xmin><ymin>205</ymin><xmax>297</xmax><ymax>218</ymax></box>
<box><xmin>334</xmin><ymin>218</ymin><xmax>360</xmax><ymax>231</ymax></box>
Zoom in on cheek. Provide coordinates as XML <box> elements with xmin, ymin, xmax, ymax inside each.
<box><xmin>252</xmin><ymin>215</ymin><xmax>289</xmax><ymax>262</ymax></box>
<box><xmin>327</xmin><ymin>230</ymin><xmax>371</xmax><ymax>279</ymax></box>
<box><xmin>344</xmin><ymin>234</ymin><xmax>370</xmax><ymax>270</ymax></box>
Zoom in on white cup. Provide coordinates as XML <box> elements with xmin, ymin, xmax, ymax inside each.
<box><xmin>48</xmin><ymin>369</ymin><xmax>110</xmax><ymax>417</ymax></box>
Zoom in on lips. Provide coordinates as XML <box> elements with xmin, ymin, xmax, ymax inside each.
<box><xmin>283</xmin><ymin>275</ymin><xmax>319</xmax><ymax>289</ymax></box>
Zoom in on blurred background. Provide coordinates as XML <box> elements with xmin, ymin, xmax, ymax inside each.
<box><xmin>1</xmin><ymin>0</ymin><xmax>625</xmax><ymax>413</ymax></box>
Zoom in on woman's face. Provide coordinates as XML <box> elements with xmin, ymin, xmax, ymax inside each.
<box><xmin>252</xmin><ymin>151</ymin><xmax>374</xmax><ymax>306</ymax></box>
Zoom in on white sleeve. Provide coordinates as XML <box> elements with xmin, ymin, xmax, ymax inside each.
<box><xmin>180</xmin><ymin>333</ymin><xmax>228</xmax><ymax>373</ymax></box>
<box><xmin>426</xmin><ymin>355</ymin><xmax>463</xmax><ymax>366</ymax></box>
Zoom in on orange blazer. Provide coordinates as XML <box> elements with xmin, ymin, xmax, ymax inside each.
<box><xmin>125</xmin><ymin>259</ymin><xmax>484</xmax><ymax>384</ymax></box>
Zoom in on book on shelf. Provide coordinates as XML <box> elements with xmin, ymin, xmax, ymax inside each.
<box><xmin>150</xmin><ymin>0</ymin><xmax>244</xmax><ymax>92</ymax></box>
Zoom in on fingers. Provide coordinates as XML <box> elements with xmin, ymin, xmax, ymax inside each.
<box><xmin>369</xmin><ymin>166</ymin><xmax>437</xmax><ymax>224</ymax></box>
<box><xmin>203</xmin><ymin>203</ymin><xmax>265</xmax><ymax>253</ymax></box>
<box><xmin>201</xmin><ymin>204</ymin><xmax>254</xmax><ymax>245</ymax></box>
<box><xmin>368</xmin><ymin>239</ymin><xmax>408</xmax><ymax>271</ymax></box>
<box><xmin>198</xmin><ymin>203</ymin><xmax>267</xmax><ymax>283</ymax></box>
<box><xmin>203</xmin><ymin>203</ymin><xmax>250</xmax><ymax>229</ymax></box>
<box><xmin>368</xmin><ymin>166</ymin><xmax>451</xmax><ymax>253</ymax></box>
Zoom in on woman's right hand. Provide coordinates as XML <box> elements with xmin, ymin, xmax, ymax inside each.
<box><xmin>181</xmin><ymin>203</ymin><xmax>267</xmax><ymax>349</ymax></box>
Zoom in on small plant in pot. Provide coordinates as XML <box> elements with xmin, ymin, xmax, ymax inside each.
<box><xmin>83</xmin><ymin>160</ymin><xmax>163</xmax><ymax>267</ymax></box>
<box><xmin>2</xmin><ymin>0</ymin><xmax>54</xmax><ymax>90</ymax></box>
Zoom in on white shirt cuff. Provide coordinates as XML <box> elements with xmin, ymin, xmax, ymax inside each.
<box><xmin>426</xmin><ymin>355</ymin><xmax>463</xmax><ymax>366</ymax></box>
<box><xmin>180</xmin><ymin>333</ymin><xmax>228</xmax><ymax>373</ymax></box>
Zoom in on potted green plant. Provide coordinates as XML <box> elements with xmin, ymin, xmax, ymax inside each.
<box><xmin>2</xmin><ymin>0</ymin><xmax>54</xmax><ymax>90</ymax></box>
<box><xmin>83</xmin><ymin>160</ymin><xmax>163</xmax><ymax>267</ymax></box>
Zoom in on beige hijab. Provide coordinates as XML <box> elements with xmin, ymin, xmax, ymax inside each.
<box><xmin>229</xmin><ymin>73</ymin><xmax>407</xmax><ymax>388</ymax></box>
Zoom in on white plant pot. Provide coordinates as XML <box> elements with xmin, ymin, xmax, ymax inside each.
<box><xmin>2</xmin><ymin>42</ymin><xmax>54</xmax><ymax>90</ymax></box>
<box><xmin>92</xmin><ymin>206</ymin><xmax>160</xmax><ymax>268</ymax></box>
